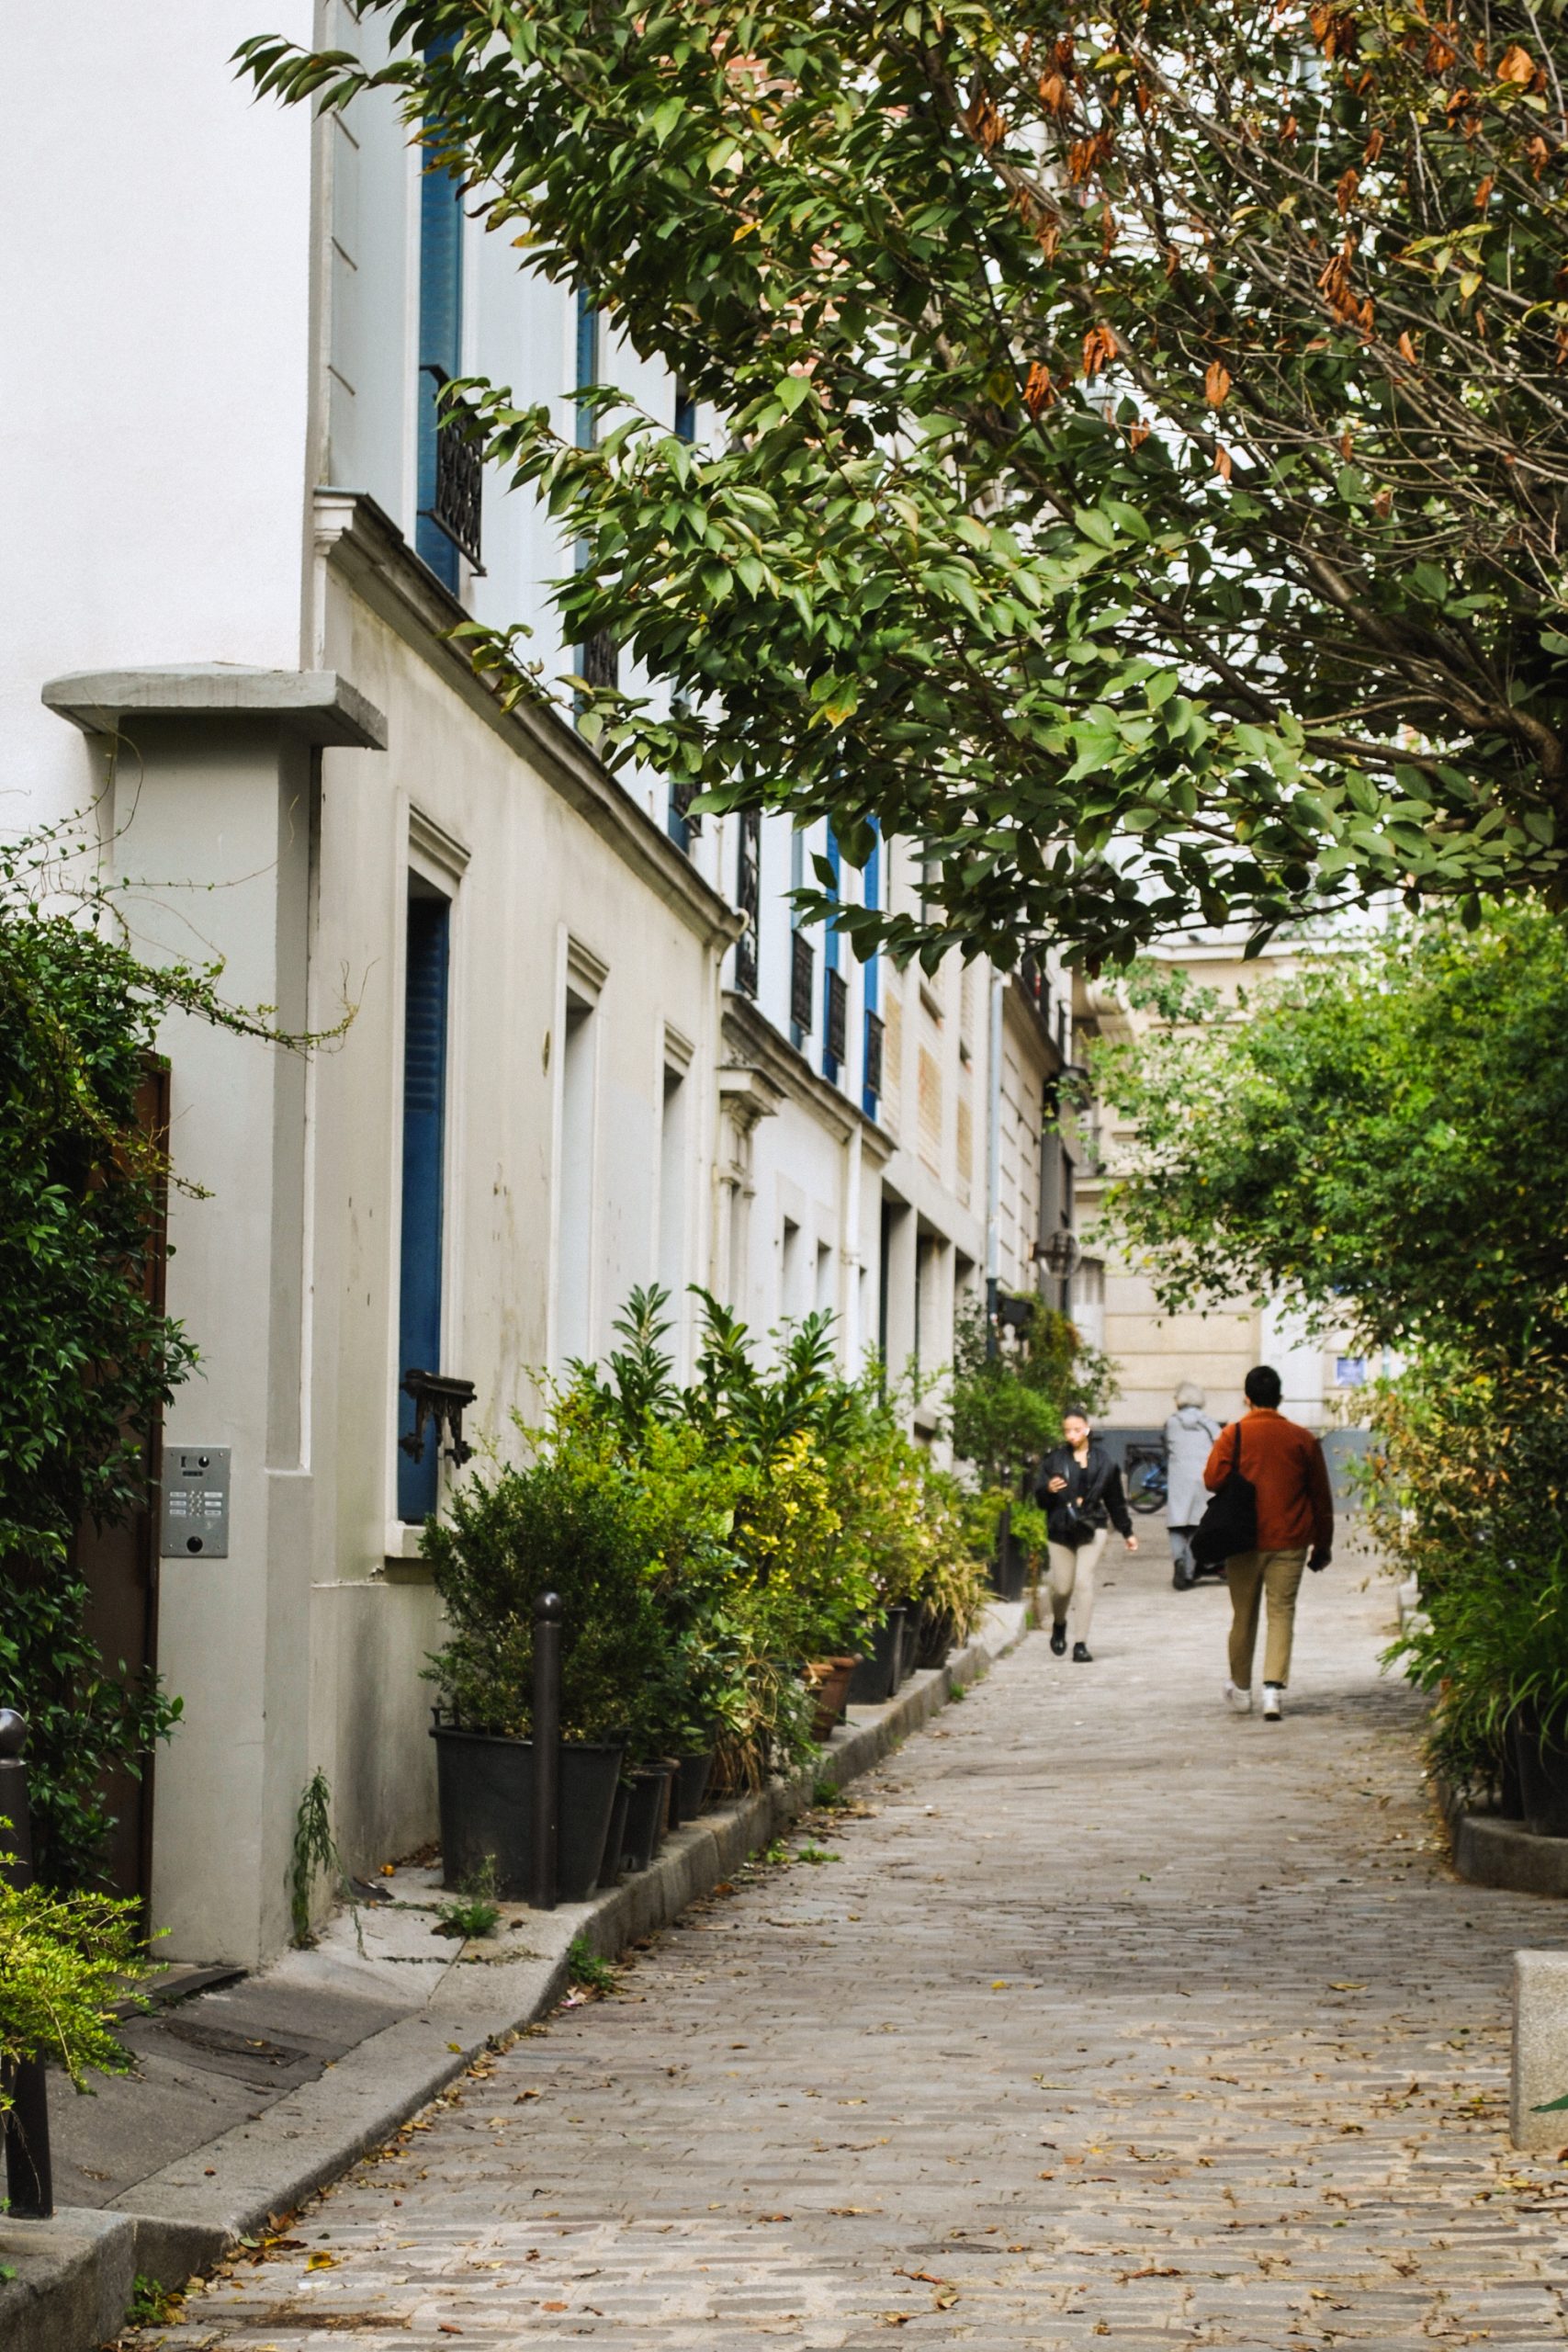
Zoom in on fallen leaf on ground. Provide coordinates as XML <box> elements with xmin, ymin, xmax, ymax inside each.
<box><xmin>306</xmin><ymin>2254</ymin><xmax>336</xmax><ymax>2271</ymax></box>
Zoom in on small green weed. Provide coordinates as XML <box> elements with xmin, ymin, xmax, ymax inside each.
<box><xmin>566</xmin><ymin>1934</ymin><xmax>617</xmax><ymax>1996</ymax></box>
<box><xmin>948</xmin><ymin>1682</ymin><xmax>967</xmax><ymax>1702</ymax></box>
<box><xmin>796</xmin><ymin>1844</ymin><xmax>841</xmax><ymax>1865</ymax></box>
<box><xmin>126</xmin><ymin>2274</ymin><xmax>184</xmax><ymax>2327</ymax></box>
<box><xmin>433</xmin><ymin>1894</ymin><xmax>502</xmax><ymax>1939</ymax></box>
<box><xmin>0</xmin><ymin>2260</ymin><xmax>16</xmax><ymax>2284</ymax></box>
<box><xmin>288</xmin><ymin>1770</ymin><xmax>361</xmax><ymax>1951</ymax></box>
<box><xmin>759</xmin><ymin>1837</ymin><xmax>792</xmax><ymax>1866</ymax></box>
<box><xmin>813</xmin><ymin>1778</ymin><xmax>846</xmax><ymax>1808</ymax></box>
<box><xmin>433</xmin><ymin>1858</ymin><xmax>501</xmax><ymax>1939</ymax></box>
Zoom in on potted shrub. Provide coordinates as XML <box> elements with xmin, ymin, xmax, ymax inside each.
<box><xmin>0</xmin><ymin>1858</ymin><xmax>146</xmax><ymax>2188</ymax></box>
<box><xmin>423</xmin><ymin>1419</ymin><xmax>674</xmax><ymax>1902</ymax></box>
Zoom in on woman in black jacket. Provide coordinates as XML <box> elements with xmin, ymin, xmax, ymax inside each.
<box><xmin>1035</xmin><ymin>1408</ymin><xmax>1137</xmax><ymax>1662</ymax></box>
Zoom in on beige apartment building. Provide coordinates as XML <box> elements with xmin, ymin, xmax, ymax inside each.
<box><xmin>1075</xmin><ymin>931</ymin><xmax>1385</xmax><ymax>1482</ymax></box>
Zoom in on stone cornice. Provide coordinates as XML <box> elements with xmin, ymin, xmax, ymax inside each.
<box><xmin>721</xmin><ymin>990</ymin><xmax>894</xmax><ymax>1164</ymax></box>
<box><xmin>42</xmin><ymin>665</ymin><xmax>387</xmax><ymax>750</ymax></box>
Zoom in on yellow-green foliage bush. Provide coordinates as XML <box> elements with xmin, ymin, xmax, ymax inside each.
<box><xmin>0</xmin><ymin>1854</ymin><xmax>145</xmax><ymax>2095</ymax></box>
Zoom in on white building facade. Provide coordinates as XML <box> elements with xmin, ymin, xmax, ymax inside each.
<box><xmin>1</xmin><ymin>1</ymin><xmax>1080</xmax><ymax>1963</ymax></box>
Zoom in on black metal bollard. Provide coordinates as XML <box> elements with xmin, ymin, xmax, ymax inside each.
<box><xmin>0</xmin><ymin>1707</ymin><xmax>54</xmax><ymax>2220</ymax></box>
<box><xmin>531</xmin><ymin>1592</ymin><xmax>562</xmax><ymax>1912</ymax></box>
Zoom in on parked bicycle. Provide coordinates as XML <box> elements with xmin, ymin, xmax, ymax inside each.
<box><xmin>1124</xmin><ymin>1442</ymin><xmax>1168</xmax><ymax>1517</ymax></box>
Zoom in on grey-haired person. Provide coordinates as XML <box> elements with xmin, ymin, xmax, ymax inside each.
<box><xmin>1165</xmin><ymin>1381</ymin><xmax>1221</xmax><ymax>1591</ymax></box>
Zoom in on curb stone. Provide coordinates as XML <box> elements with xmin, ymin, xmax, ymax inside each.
<box><xmin>0</xmin><ymin>1600</ymin><xmax>1026</xmax><ymax>2351</ymax></box>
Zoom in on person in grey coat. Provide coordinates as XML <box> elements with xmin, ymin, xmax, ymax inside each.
<box><xmin>1165</xmin><ymin>1382</ymin><xmax>1222</xmax><ymax>1590</ymax></box>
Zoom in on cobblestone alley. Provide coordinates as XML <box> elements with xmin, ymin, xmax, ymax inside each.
<box><xmin>151</xmin><ymin>1545</ymin><xmax>1568</xmax><ymax>2348</ymax></box>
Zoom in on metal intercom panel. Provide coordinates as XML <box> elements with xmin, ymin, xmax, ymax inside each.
<box><xmin>159</xmin><ymin>1447</ymin><xmax>231</xmax><ymax>1558</ymax></box>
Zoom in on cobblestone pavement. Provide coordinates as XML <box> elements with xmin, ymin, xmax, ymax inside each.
<box><xmin>153</xmin><ymin>1543</ymin><xmax>1568</xmax><ymax>2349</ymax></box>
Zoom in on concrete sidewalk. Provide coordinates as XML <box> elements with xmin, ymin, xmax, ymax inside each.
<box><xmin>0</xmin><ymin>1600</ymin><xmax>1025</xmax><ymax>2352</ymax></box>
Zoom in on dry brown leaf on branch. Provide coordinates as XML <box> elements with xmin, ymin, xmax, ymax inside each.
<box><xmin>1204</xmin><ymin>359</ymin><xmax>1232</xmax><ymax>407</ymax></box>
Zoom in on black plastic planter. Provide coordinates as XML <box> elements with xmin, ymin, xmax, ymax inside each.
<box><xmin>988</xmin><ymin>1507</ymin><xmax>1028</xmax><ymax>1602</ymax></box>
<box><xmin>1514</xmin><ymin>1710</ymin><xmax>1568</xmax><ymax>1838</ymax></box>
<box><xmin>623</xmin><ymin>1766</ymin><xmax>671</xmax><ymax>1871</ymax></box>
<box><xmin>912</xmin><ymin>1604</ymin><xmax>956</xmax><ymax>1670</ymax></box>
<box><xmin>848</xmin><ymin>1608</ymin><xmax>907</xmax><ymax>1705</ymax></box>
<box><xmin>675</xmin><ymin>1749</ymin><xmax>715</xmax><ymax>1821</ymax></box>
<box><xmin>598</xmin><ymin>1780</ymin><xmax>632</xmax><ymax>1892</ymax></box>
<box><xmin>431</xmin><ymin>1723</ymin><xmax>624</xmax><ymax>1902</ymax></box>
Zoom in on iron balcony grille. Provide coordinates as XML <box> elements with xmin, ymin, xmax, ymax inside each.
<box><xmin>735</xmin><ymin>809</ymin><xmax>761</xmax><ymax>997</ymax></box>
<box><xmin>791</xmin><ymin>928</ymin><xmax>815</xmax><ymax>1035</ymax></box>
<box><xmin>826</xmin><ymin>967</ymin><xmax>848</xmax><ymax>1067</ymax></box>
<box><xmin>863</xmin><ymin>1007</ymin><xmax>885</xmax><ymax>1100</ymax></box>
<box><xmin>420</xmin><ymin>366</ymin><xmax>484</xmax><ymax>572</ymax></box>
<box><xmin>580</xmin><ymin>631</ymin><xmax>619</xmax><ymax>691</ymax></box>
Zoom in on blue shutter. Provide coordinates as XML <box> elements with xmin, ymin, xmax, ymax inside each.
<box><xmin>862</xmin><ymin>823</ymin><xmax>882</xmax><ymax>1116</ymax></box>
<box><xmin>416</xmin><ymin>40</ymin><xmax>464</xmax><ymax>593</ymax></box>
<box><xmin>575</xmin><ymin>290</ymin><xmax>600</xmax><ymax>450</ymax></box>
<box><xmin>398</xmin><ymin>889</ymin><xmax>450</xmax><ymax>1521</ymax></box>
<box><xmin>821</xmin><ymin>825</ymin><xmax>841</xmax><ymax>1083</ymax></box>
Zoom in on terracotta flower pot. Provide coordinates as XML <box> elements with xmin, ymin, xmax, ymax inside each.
<box><xmin>804</xmin><ymin>1656</ymin><xmax>859</xmax><ymax>1742</ymax></box>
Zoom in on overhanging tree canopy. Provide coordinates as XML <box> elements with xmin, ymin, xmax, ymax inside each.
<box><xmin>1090</xmin><ymin>908</ymin><xmax>1568</xmax><ymax>1355</ymax></box>
<box><xmin>244</xmin><ymin>1</ymin><xmax>1568</xmax><ymax>965</ymax></box>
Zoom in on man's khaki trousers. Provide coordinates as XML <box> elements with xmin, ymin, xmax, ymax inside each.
<box><xmin>1224</xmin><ymin>1545</ymin><xmax>1309</xmax><ymax>1688</ymax></box>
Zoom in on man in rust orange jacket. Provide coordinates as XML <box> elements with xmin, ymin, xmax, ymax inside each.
<box><xmin>1204</xmin><ymin>1364</ymin><xmax>1335</xmax><ymax>1722</ymax></box>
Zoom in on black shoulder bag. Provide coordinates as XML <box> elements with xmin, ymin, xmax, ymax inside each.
<box><xmin>1190</xmin><ymin>1422</ymin><xmax>1258</xmax><ymax>1568</ymax></box>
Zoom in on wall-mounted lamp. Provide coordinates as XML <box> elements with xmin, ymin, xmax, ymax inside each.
<box><xmin>1033</xmin><ymin>1229</ymin><xmax>1081</xmax><ymax>1280</ymax></box>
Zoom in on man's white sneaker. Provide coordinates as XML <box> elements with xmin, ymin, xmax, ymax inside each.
<box><xmin>1261</xmin><ymin>1684</ymin><xmax>1283</xmax><ymax>1721</ymax></box>
<box><xmin>1223</xmin><ymin>1679</ymin><xmax>1252</xmax><ymax>1715</ymax></box>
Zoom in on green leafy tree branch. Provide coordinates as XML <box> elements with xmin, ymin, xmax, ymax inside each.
<box><xmin>243</xmin><ymin>0</ymin><xmax>1568</xmax><ymax>964</ymax></box>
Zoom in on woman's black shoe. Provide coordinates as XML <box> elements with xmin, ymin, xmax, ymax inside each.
<box><xmin>1050</xmin><ymin>1623</ymin><xmax>1067</xmax><ymax>1656</ymax></box>
<box><xmin>1173</xmin><ymin>1568</ymin><xmax>1195</xmax><ymax>1590</ymax></box>
<box><xmin>1072</xmin><ymin>1642</ymin><xmax>1093</xmax><ymax>1663</ymax></box>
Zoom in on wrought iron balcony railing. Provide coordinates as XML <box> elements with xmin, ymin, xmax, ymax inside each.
<box><xmin>420</xmin><ymin>366</ymin><xmax>484</xmax><ymax>572</ymax></box>
<box><xmin>791</xmin><ymin>927</ymin><xmax>815</xmax><ymax>1035</ymax></box>
<box><xmin>863</xmin><ymin>1007</ymin><xmax>885</xmax><ymax>1101</ymax></box>
<box><xmin>825</xmin><ymin>967</ymin><xmax>847</xmax><ymax>1067</ymax></box>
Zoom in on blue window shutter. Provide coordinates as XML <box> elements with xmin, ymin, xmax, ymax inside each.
<box><xmin>821</xmin><ymin>825</ymin><xmax>841</xmax><ymax>1083</ymax></box>
<box><xmin>575</xmin><ymin>290</ymin><xmax>600</xmax><ymax>450</ymax></box>
<box><xmin>398</xmin><ymin>889</ymin><xmax>450</xmax><ymax>1521</ymax></box>
<box><xmin>862</xmin><ymin>823</ymin><xmax>881</xmax><ymax>1117</ymax></box>
<box><xmin>416</xmin><ymin>41</ymin><xmax>464</xmax><ymax>594</ymax></box>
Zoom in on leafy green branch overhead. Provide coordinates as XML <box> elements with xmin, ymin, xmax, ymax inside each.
<box><xmin>243</xmin><ymin>1</ymin><xmax>1568</xmax><ymax>963</ymax></box>
<box><xmin>1091</xmin><ymin>908</ymin><xmax>1568</xmax><ymax>1355</ymax></box>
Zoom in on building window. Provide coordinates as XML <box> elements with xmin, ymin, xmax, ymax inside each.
<box><xmin>781</xmin><ymin>1216</ymin><xmax>802</xmax><ymax>1323</ymax></box>
<box><xmin>575</xmin><ymin>288</ymin><xmax>600</xmax><ymax>451</ymax></box>
<box><xmin>572</xmin><ymin>292</ymin><xmax>617</xmax><ymax>697</ymax></box>
<box><xmin>415</xmin><ymin>46</ymin><xmax>467</xmax><ymax>594</ymax></box>
<box><xmin>734</xmin><ymin>810</ymin><xmax>760</xmax><ymax>996</ymax></box>
<box><xmin>863</xmin><ymin>824</ymin><xmax>881</xmax><ymax>1117</ymax></box>
<box><xmin>821</xmin><ymin>825</ymin><xmax>842</xmax><ymax>1083</ymax></box>
<box><xmin>667</xmin><ymin>774</ymin><xmax>700</xmax><ymax>854</ymax></box>
<box><xmin>791</xmin><ymin>927</ymin><xmax>815</xmax><ymax>1038</ymax></box>
<box><xmin>657</xmin><ymin>1060</ymin><xmax>687</xmax><ymax>1310</ymax></box>
<box><xmin>398</xmin><ymin>880</ymin><xmax>451</xmax><ymax>1521</ymax></box>
<box><xmin>557</xmin><ymin>982</ymin><xmax>597</xmax><ymax>1366</ymax></box>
